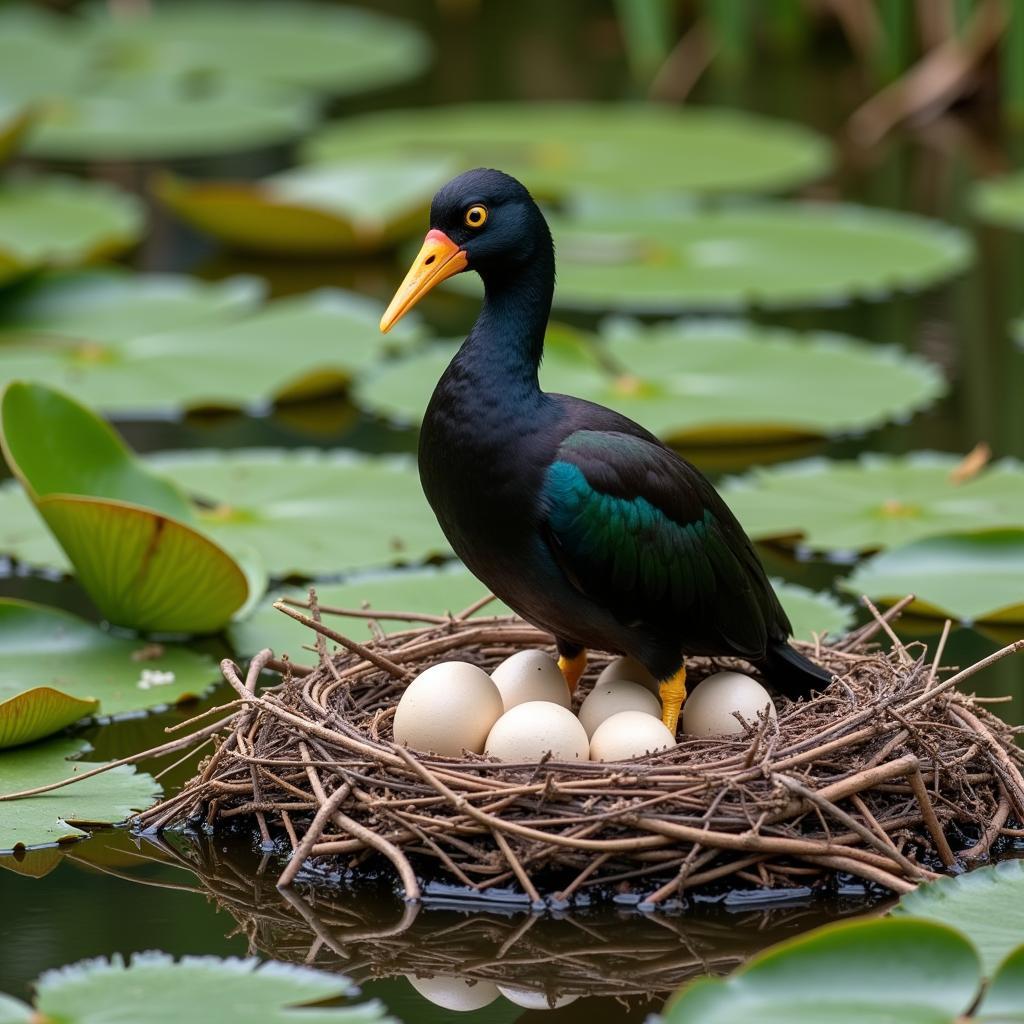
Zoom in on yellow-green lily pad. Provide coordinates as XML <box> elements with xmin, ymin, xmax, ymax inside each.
<box><xmin>840</xmin><ymin>530</ymin><xmax>1024</xmax><ymax>624</ymax></box>
<box><xmin>0</xmin><ymin>177</ymin><xmax>143</xmax><ymax>287</ymax></box>
<box><xmin>0</xmin><ymin>284</ymin><xmax>417</xmax><ymax>415</ymax></box>
<box><xmin>0</xmin><ymin>102</ymin><xmax>33</xmax><ymax>165</ymax></box>
<box><xmin>303</xmin><ymin>103</ymin><xmax>831</xmax><ymax>197</ymax></box>
<box><xmin>157</xmin><ymin>158</ymin><xmax>456</xmax><ymax>256</ymax></box>
<box><xmin>972</xmin><ymin>170</ymin><xmax>1024</xmax><ymax>229</ymax></box>
<box><xmin>0</xmin><ymin>736</ymin><xmax>160</xmax><ymax>852</ymax></box>
<box><xmin>720</xmin><ymin>453</ymin><xmax>1024</xmax><ymax>555</ymax></box>
<box><xmin>0</xmin><ymin>951</ymin><xmax>390</xmax><ymax>1023</ymax></box>
<box><xmin>359</xmin><ymin>321</ymin><xmax>944</xmax><ymax>444</ymax></box>
<box><xmin>0</xmin><ymin>599</ymin><xmax>218</xmax><ymax>749</ymax></box>
<box><xmin>0</xmin><ymin>382</ymin><xmax>254</xmax><ymax>634</ymax></box>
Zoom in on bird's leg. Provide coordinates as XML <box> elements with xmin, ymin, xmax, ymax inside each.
<box><xmin>555</xmin><ymin>641</ymin><xmax>588</xmax><ymax>695</ymax></box>
<box><xmin>659</xmin><ymin>664</ymin><xmax>687</xmax><ymax>735</ymax></box>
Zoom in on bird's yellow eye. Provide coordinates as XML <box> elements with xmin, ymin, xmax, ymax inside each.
<box><xmin>465</xmin><ymin>204</ymin><xmax>488</xmax><ymax>228</ymax></box>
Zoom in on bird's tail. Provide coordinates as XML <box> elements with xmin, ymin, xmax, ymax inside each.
<box><xmin>759</xmin><ymin>641</ymin><xmax>832</xmax><ymax>699</ymax></box>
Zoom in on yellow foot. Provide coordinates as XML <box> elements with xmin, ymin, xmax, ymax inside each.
<box><xmin>557</xmin><ymin>649</ymin><xmax>588</xmax><ymax>695</ymax></box>
<box><xmin>659</xmin><ymin>665</ymin><xmax>688</xmax><ymax>736</ymax></box>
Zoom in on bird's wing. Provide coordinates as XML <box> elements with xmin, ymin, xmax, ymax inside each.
<box><xmin>539</xmin><ymin>429</ymin><xmax>789</xmax><ymax>659</ymax></box>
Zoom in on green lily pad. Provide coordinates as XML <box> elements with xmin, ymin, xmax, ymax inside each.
<box><xmin>840</xmin><ymin>530</ymin><xmax>1024</xmax><ymax>624</ymax></box>
<box><xmin>0</xmin><ymin>382</ymin><xmax>253</xmax><ymax>634</ymax></box>
<box><xmin>157</xmin><ymin>158</ymin><xmax>457</xmax><ymax>256</ymax></box>
<box><xmin>516</xmin><ymin>203</ymin><xmax>971</xmax><ymax>313</ymax></box>
<box><xmin>0</xmin><ymin>736</ymin><xmax>159</xmax><ymax>851</ymax></box>
<box><xmin>0</xmin><ymin>177</ymin><xmax>143</xmax><ymax>286</ymax></box>
<box><xmin>229</xmin><ymin>565</ymin><xmax>849</xmax><ymax>658</ymax></box>
<box><xmin>663</xmin><ymin>917</ymin><xmax>981</xmax><ymax>1024</ymax></box>
<box><xmin>23</xmin><ymin>77</ymin><xmax>315</xmax><ymax>163</ymax></box>
<box><xmin>718</xmin><ymin>453</ymin><xmax>1024</xmax><ymax>555</ymax></box>
<box><xmin>303</xmin><ymin>104</ymin><xmax>831</xmax><ymax>197</ymax></box>
<box><xmin>0</xmin><ymin>599</ymin><xmax>218</xmax><ymax>748</ymax></box>
<box><xmin>0</xmin><ymin>952</ymin><xmax>391</xmax><ymax>1024</ymax></box>
<box><xmin>81</xmin><ymin>0</ymin><xmax>430</xmax><ymax>97</ymax></box>
<box><xmin>0</xmin><ymin>447</ymin><xmax>444</xmax><ymax>582</ymax></box>
<box><xmin>894</xmin><ymin>861</ymin><xmax>1024</xmax><ymax>977</ymax></box>
<box><xmin>360</xmin><ymin>320</ymin><xmax>944</xmax><ymax>444</ymax></box>
<box><xmin>980</xmin><ymin>946</ymin><xmax>1024</xmax><ymax>1020</ymax></box>
<box><xmin>972</xmin><ymin>171</ymin><xmax>1024</xmax><ymax>229</ymax></box>
<box><xmin>0</xmin><ymin>102</ymin><xmax>32</xmax><ymax>165</ymax></box>
<box><xmin>0</xmin><ymin>9</ymin><xmax>86</xmax><ymax>105</ymax></box>
<box><xmin>0</xmin><ymin>270</ymin><xmax>261</xmax><ymax>344</ymax></box>
<box><xmin>0</xmin><ymin>285</ymin><xmax>417</xmax><ymax>415</ymax></box>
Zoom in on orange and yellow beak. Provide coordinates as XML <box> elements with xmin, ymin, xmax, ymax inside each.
<box><xmin>379</xmin><ymin>229</ymin><xmax>468</xmax><ymax>333</ymax></box>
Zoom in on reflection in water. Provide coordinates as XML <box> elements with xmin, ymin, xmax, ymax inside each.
<box><xmin>136</xmin><ymin>833</ymin><xmax>876</xmax><ymax>1017</ymax></box>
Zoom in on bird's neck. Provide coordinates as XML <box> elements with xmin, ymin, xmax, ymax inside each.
<box><xmin>455</xmin><ymin>251</ymin><xmax>554</xmax><ymax>398</ymax></box>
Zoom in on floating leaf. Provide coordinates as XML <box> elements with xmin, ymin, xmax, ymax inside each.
<box><xmin>229</xmin><ymin>566</ymin><xmax>848</xmax><ymax>658</ymax></box>
<box><xmin>979</xmin><ymin>946</ymin><xmax>1024</xmax><ymax>1020</ymax></box>
<box><xmin>360</xmin><ymin>321</ymin><xmax>944</xmax><ymax>444</ymax></box>
<box><xmin>0</xmin><ymin>286</ymin><xmax>417</xmax><ymax>415</ymax></box>
<box><xmin>894</xmin><ymin>861</ymin><xmax>1024</xmax><ymax>977</ymax></box>
<box><xmin>0</xmin><ymin>102</ymin><xmax>32</xmax><ymax>165</ymax></box>
<box><xmin>157</xmin><ymin>158</ymin><xmax>456</xmax><ymax>256</ymax></box>
<box><xmin>972</xmin><ymin>171</ymin><xmax>1024</xmax><ymax>229</ymax></box>
<box><xmin>0</xmin><ymin>599</ymin><xmax>218</xmax><ymax>748</ymax></box>
<box><xmin>0</xmin><ymin>382</ymin><xmax>252</xmax><ymax>634</ymax></box>
<box><xmin>840</xmin><ymin>530</ymin><xmax>1024</xmax><ymax>624</ymax></box>
<box><xmin>23</xmin><ymin>77</ymin><xmax>315</xmax><ymax>163</ymax></box>
<box><xmin>663</xmin><ymin>917</ymin><xmax>981</xmax><ymax>1024</ymax></box>
<box><xmin>513</xmin><ymin>203</ymin><xmax>972</xmax><ymax>312</ymax></box>
<box><xmin>304</xmin><ymin>104</ymin><xmax>831</xmax><ymax>197</ymax></box>
<box><xmin>0</xmin><ymin>270</ymin><xmax>261</xmax><ymax>344</ymax></box>
<box><xmin>81</xmin><ymin>0</ymin><xmax>430</xmax><ymax>96</ymax></box>
<box><xmin>719</xmin><ymin>453</ymin><xmax>1024</xmax><ymax>554</ymax></box>
<box><xmin>0</xmin><ymin>737</ymin><xmax>159</xmax><ymax>851</ymax></box>
<box><xmin>0</xmin><ymin>952</ymin><xmax>392</xmax><ymax>1023</ymax></box>
<box><xmin>0</xmin><ymin>177</ymin><xmax>143</xmax><ymax>286</ymax></box>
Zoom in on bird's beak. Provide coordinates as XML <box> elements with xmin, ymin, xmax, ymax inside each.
<box><xmin>379</xmin><ymin>229</ymin><xmax>468</xmax><ymax>333</ymax></box>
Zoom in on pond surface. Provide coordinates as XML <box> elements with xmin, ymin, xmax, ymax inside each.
<box><xmin>1</xmin><ymin>4</ymin><xmax>1023</xmax><ymax>1021</ymax></box>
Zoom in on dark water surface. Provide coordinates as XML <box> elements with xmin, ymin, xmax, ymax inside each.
<box><xmin>2</xmin><ymin>5</ymin><xmax>1023</xmax><ymax>1021</ymax></box>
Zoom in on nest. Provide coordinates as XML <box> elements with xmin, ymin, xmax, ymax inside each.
<box><xmin>145</xmin><ymin>595</ymin><xmax>1024</xmax><ymax>905</ymax></box>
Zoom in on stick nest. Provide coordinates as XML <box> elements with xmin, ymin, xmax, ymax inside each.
<box><xmin>151</xmin><ymin>598</ymin><xmax>1024</xmax><ymax>906</ymax></box>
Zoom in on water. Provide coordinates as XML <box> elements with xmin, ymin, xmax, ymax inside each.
<box><xmin>2</xmin><ymin>6</ymin><xmax>1023</xmax><ymax>1020</ymax></box>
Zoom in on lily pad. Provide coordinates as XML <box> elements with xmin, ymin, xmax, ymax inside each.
<box><xmin>0</xmin><ymin>599</ymin><xmax>218</xmax><ymax>748</ymax></box>
<box><xmin>303</xmin><ymin>104</ymin><xmax>832</xmax><ymax>197</ymax></box>
<box><xmin>81</xmin><ymin>0</ymin><xmax>430</xmax><ymax>96</ymax></box>
<box><xmin>229</xmin><ymin>565</ymin><xmax>849</xmax><ymax>658</ymax></box>
<box><xmin>0</xmin><ymin>270</ymin><xmax>261</xmax><ymax>344</ymax></box>
<box><xmin>840</xmin><ymin>530</ymin><xmax>1024</xmax><ymax>624</ymax></box>
<box><xmin>718</xmin><ymin>453</ymin><xmax>1024</xmax><ymax>555</ymax></box>
<box><xmin>895</xmin><ymin>861</ymin><xmax>1024</xmax><ymax>977</ymax></box>
<box><xmin>360</xmin><ymin>320</ymin><xmax>945</xmax><ymax>444</ymax></box>
<box><xmin>0</xmin><ymin>177</ymin><xmax>143</xmax><ymax>286</ymax></box>
<box><xmin>972</xmin><ymin>171</ymin><xmax>1024</xmax><ymax>229</ymax></box>
<box><xmin>0</xmin><ymin>102</ymin><xmax>32</xmax><ymax>165</ymax></box>
<box><xmin>0</xmin><ymin>286</ymin><xmax>417</xmax><ymax>415</ymax></box>
<box><xmin>23</xmin><ymin>77</ymin><xmax>316</xmax><ymax>163</ymax></box>
<box><xmin>518</xmin><ymin>203</ymin><xmax>972</xmax><ymax>312</ymax></box>
<box><xmin>0</xmin><ymin>953</ymin><xmax>391</xmax><ymax>1024</ymax></box>
<box><xmin>663</xmin><ymin>917</ymin><xmax>981</xmax><ymax>1023</ymax></box>
<box><xmin>0</xmin><ymin>737</ymin><xmax>159</xmax><ymax>851</ymax></box>
<box><xmin>157</xmin><ymin>158</ymin><xmax>457</xmax><ymax>256</ymax></box>
<box><xmin>0</xmin><ymin>382</ymin><xmax>253</xmax><ymax>634</ymax></box>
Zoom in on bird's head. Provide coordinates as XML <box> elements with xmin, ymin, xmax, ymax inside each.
<box><xmin>380</xmin><ymin>168</ymin><xmax>550</xmax><ymax>333</ymax></box>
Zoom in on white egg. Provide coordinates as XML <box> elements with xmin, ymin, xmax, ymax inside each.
<box><xmin>596</xmin><ymin>655</ymin><xmax>660</xmax><ymax>695</ymax></box>
<box><xmin>393</xmin><ymin>661</ymin><xmax>503</xmax><ymax>756</ymax></box>
<box><xmin>682</xmin><ymin>671</ymin><xmax>777</xmax><ymax>738</ymax></box>
<box><xmin>578</xmin><ymin>679</ymin><xmax>662</xmax><ymax>738</ymax></box>
<box><xmin>490</xmin><ymin>649</ymin><xmax>570</xmax><ymax>711</ymax></box>
<box><xmin>497</xmin><ymin>984</ymin><xmax>579</xmax><ymax>1009</ymax></box>
<box><xmin>589</xmin><ymin>710</ymin><xmax>676</xmax><ymax>762</ymax></box>
<box><xmin>485</xmin><ymin>701</ymin><xmax>590</xmax><ymax>762</ymax></box>
<box><xmin>406</xmin><ymin>974</ymin><xmax>500</xmax><ymax>1011</ymax></box>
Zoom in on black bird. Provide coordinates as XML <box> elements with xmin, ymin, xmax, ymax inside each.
<box><xmin>380</xmin><ymin>169</ymin><xmax>830</xmax><ymax>733</ymax></box>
